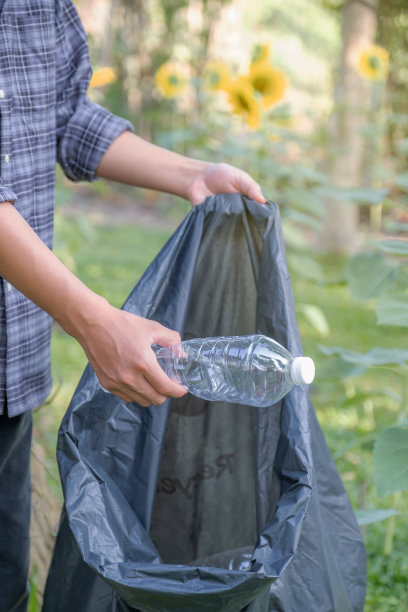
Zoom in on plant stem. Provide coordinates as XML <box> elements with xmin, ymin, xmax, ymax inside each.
<box><xmin>403</xmin><ymin>367</ymin><xmax>408</xmax><ymax>418</ymax></box>
<box><xmin>369</xmin><ymin>203</ymin><xmax>382</xmax><ymax>233</ymax></box>
<box><xmin>383</xmin><ymin>492</ymin><xmax>401</xmax><ymax>556</ymax></box>
<box><xmin>345</xmin><ymin>379</ymin><xmax>356</xmax><ymax>399</ymax></box>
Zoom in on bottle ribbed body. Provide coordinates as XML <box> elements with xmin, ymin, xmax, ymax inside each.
<box><xmin>154</xmin><ymin>334</ymin><xmax>295</xmax><ymax>407</ymax></box>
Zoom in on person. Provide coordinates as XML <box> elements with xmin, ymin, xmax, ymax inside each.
<box><xmin>0</xmin><ymin>1</ymin><xmax>265</xmax><ymax>610</ymax></box>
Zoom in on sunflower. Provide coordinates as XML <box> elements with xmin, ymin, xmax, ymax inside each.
<box><xmin>89</xmin><ymin>67</ymin><xmax>116</xmax><ymax>88</ymax></box>
<box><xmin>224</xmin><ymin>76</ymin><xmax>260</xmax><ymax>129</ymax></box>
<box><xmin>247</xmin><ymin>60</ymin><xmax>288</xmax><ymax>109</ymax></box>
<box><xmin>357</xmin><ymin>45</ymin><xmax>389</xmax><ymax>81</ymax></box>
<box><xmin>155</xmin><ymin>62</ymin><xmax>187</xmax><ymax>98</ymax></box>
<box><xmin>251</xmin><ymin>43</ymin><xmax>271</xmax><ymax>66</ymax></box>
<box><xmin>203</xmin><ymin>61</ymin><xmax>231</xmax><ymax>91</ymax></box>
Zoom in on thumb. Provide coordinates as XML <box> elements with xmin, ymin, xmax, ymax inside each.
<box><xmin>248</xmin><ymin>182</ymin><xmax>267</xmax><ymax>204</ymax></box>
<box><xmin>237</xmin><ymin>171</ymin><xmax>266</xmax><ymax>204</ymax></box>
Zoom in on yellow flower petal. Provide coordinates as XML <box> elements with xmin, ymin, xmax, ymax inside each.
<box><xmin>246</xmin><ymin>110</ymin><xmax>261</xmax><ymax>130</ymax></box>
<box><xmin>224</xmin><ymin>76</ymin><xmax>261</xmax><ymax>129</ymax></box>
<box><xmin>251</xmin><ymin>43</ymin><xmax>271</xmax><ymax>66</ymax></box>
<box><xmin>357</xmin><ymin>44</ymin><xmax>389</xmax><ymax>81</ymax></box>
<box><xmin>247</xmin><ymin>60</ymin><xmax>288</xmax><ymax>109</ymax></box>
<box><xmin>155</xmin><ymin>62</ymin><xmax>187</xmax><ymax>98</ymax></box>
<box><xmin>89</xmin><ymin>67</ymin><xmax>116</xmax><ymax>89</ymax></box>
<box><xmin>204</xmin><ymin>61</ymin><xmax>231</xmax><ymax>91</ymax></box>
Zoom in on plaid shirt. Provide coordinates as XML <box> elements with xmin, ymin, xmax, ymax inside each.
<box><xmin>0</xmin><ymin>0</ymin><xmax>132</xmax><ymax>416</ymax></box>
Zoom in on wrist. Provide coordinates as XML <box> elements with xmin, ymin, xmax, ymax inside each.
<box><xmin>182</xmin><ymin>159</ymin><xmax>210</xmax><ymax>202</ymax></box>
<box><xmin>55</xmin><ymin>284</ymin><xmax>111</xmax><ymax>342</ymax></box>
<box><xmin>97</xmin><ymin>132</ymin><xmax>210</xmax><ymax>201</ymax></box>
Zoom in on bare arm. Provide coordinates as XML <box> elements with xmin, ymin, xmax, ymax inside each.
<box><xmin>0</xmin><ymin>203</ymin><xmax>186</xmax><ymax>406</ymax></box>
<box><xmin>96</xmin><ymin>131</ymin><xmax>266</xmax><ymax>205</ymax></box>
<box><xmin>0</xmin><ymin>131</ymin><xmax>264</xmax><ymax>405</ymax></box>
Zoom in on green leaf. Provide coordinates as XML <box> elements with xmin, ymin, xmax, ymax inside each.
<box><xmin>291</xmin><ymin>165</ymin><xmax>328</xmax><ymax>184</ymax></box>
<box><xmin>387</xmin><ymin>113</ymin><xmax>408</xmax><ymax>128</ymax></box>
<box><xmin>28</xmin><ymin>566</ymin><xmax>39</xmax><ymax>612</ymax></box>
<box><xmin>346</xmin><ymin>253</ymin><xmax>397</xmax><ymax>301</ymax></box>
<box><xmin>355</xmin><ymin>508</ymin><xmax>400</xmax><ymax>526</ymax></box>
<box><xmin>316</xmin><ymin>355</ymin><xmax>366</xmax><ymax>380</ymax></box>
<box><xmin>376</xmin><ymin>295</ymin><xmax>408</xmax><ymax>327</ymax></box>
<box><xmin>283</xmin><ymin>188</ymin><xmax>325</xmax><ymax>217</ymax></box>
<box><xmin>382</xmin><ymin>387</ymin><xmax>404</xmax><ymax>405</ymax></box>
<box><xmin>315</xmin><ymin>185</ymin><xmax>390</xmax><ymax>205</ymax></box>
<box><xmin>396</xmin><ymin>137</ymin><xmax>408</xmax><ymax>157</ymax></box>
<box><xmin>384</xmin><ymin>219</ymin><xmax>408</xmax><ymax>233</ymax></box>
<box><xmin>318</xmin><ymin>345</ymin><xmax>408</xmax><ymax>366</ymax></box>
<box><xmin>282</xmin><ymin>221</ymin><xmax>310</xmax><ymax>249</ymax></box>
<box><xmin>297</xmin><ymin>304</ymin><xmax>330</xmax><ymax>337</ymax></box>
<box><xmin>341</xmin><ymin>391</ymin><xmax>381</xmax><ymax>409</ymax></box>
<box><xmin>395</xmin><ymin>173</ymin><xmax>408</xmax><ymax>193</ymax></box>
<box><xmin>284</xmin><ymin>209</ymin><xmax>322</xmax><ymax>231</ymax></box>
<box><xmin>374</xmin><ymin>239</ymin><xmax>408</xmax><ymax>256</ymax></box>
<box><xmin>374</xmin><ymin>426</ymin><xmax>408</xmax><ymax>498</ymax></box>
<box><xmin>287</xmin><ymin>252</ymin><xmax>324</xmax><ymax>281</ymax></box>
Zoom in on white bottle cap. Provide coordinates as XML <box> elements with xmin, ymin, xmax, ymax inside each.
<box><xmin>291</xmin><ymin>357</ymin><xmax>315</xmax><ymax>385</ymax></box>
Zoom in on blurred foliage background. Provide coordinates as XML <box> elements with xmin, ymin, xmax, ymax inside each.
<box><xmin>30</xmin><ymin>0</ymin><xmax>408</xmax><ymax>610</ymax></box>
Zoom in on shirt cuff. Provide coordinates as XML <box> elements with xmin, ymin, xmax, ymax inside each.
<box><xmin>58</xmin><ymin>99</ymin><xmax>134</xmax><ymax>182</ymax></box>
<box><xmin>0</xmin><ymin>180</ymin><xmax>17</xmax><ymax>204</ymax></box>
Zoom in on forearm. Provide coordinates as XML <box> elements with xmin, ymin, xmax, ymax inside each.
<box><xmin>95</xmin><ymin>131</ymin><xmax>208</xmax><ymax>200</ymax></box>
<box><xmin>0</xmin><ymin>203</ymin><xmax>105</xmax><ymax>340</ymax></box>
<box><xmin>0</xmin><ymin>203</ymin><xmax>185</xmax><ymax>405</ymax></box>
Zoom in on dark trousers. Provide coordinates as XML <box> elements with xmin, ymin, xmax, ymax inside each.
<box><xmin>0</xmin><ymin>410</ymin><xmax>32</xmax><ymax>612</ymax></box>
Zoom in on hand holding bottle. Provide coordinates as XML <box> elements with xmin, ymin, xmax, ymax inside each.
<box><xmin>75</xmin><ymin>303</ymin><xmax>188</xmax><ymax>406</ymax></box>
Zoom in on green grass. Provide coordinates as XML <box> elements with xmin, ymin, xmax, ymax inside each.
<box><xmin>33</xmin><ymin>210</ymin><xmax>408</xmax><ymax>610</ymax></box>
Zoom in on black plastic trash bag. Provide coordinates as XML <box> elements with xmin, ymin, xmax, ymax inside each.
<box><xmin>43</xmin><ymin>195</ymin><xmax>366</xmax><ymax>612</ymax></box>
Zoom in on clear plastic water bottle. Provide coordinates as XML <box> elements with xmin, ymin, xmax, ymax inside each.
<box><xmin>153</xmin><ymin>334</ymin><xmax>315</xmax><ymax>407</ymax></box>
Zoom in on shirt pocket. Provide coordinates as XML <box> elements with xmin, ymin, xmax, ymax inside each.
<box><xmin>8</xmin><ymin>7</ymin><xmax>56</xmax><ymax>114</ymax></box>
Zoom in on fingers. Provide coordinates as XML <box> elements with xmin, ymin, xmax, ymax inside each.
<box><xmin>96</xmin><ymin>359</ymin><xmax>186</xmax><ymax>407</ymax></box>
<box><xmin>213</xmin><ymin>164</ymin><xmax>267</xmax><ymax>204</ymax></box>
<box><xmin>236</xmin><ymin>170</ymin><xmax>266</xmax><ymax>204</ymax></box>
<box><xmin>186</xmin><ymin>162</ymin><xmax>266</xmax><ymax>206</ymax></box>
<box><xmin>143</xmin><ymin>351</ymin><xmax>187</xmax><ymax>400</ymax></box>
<box><xmin>151</xmin><ymin>325</ymin><xmax>181</xmax><ymax>348</ymax></box>
<box><xmin>106</xmin><ymin>372</ymin><xmax>183</xmax><ymax>407</ymax></box>
<box><xmin>87</xmin><ymin>315</ymin><xmax>187</xmax><ymax>407</ymax></box>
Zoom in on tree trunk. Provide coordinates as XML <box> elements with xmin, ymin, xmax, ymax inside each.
<box><xmin>322</xmin><ymin>0</ymin><xmax>379</xmax><ymax>253</ymax></box>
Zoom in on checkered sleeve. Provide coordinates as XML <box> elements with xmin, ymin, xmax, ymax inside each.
<box><xmin>55</xmin><ymin>0</ymin><xmax>134</xmax><ymax>182</ymax></box>
<box><xmin>0</xmin><ymin>179</ymin><xmax>16</xmax><ymax>203</ymax></box>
